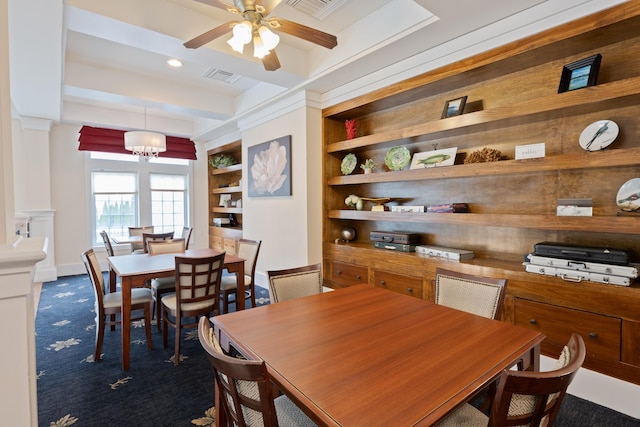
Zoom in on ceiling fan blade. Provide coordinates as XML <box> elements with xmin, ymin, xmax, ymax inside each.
<box><xmin>261</xmin><ymin>49</ymin><xmax>281</xmax><ymax>71</ymax></box>
<box><xmin>183</xmin><ymin>22</ymin><xmax>234</xmax><ymax>49</ymax></box>
<box><xmin>268</xmin><ymin>18</ymin><xmax>337</xmax><ymax>49</ymax></box>
<box><xmin>193</xmin><ymin>0</ymin><xmax>241</xmax><ymax>14</ymax></box>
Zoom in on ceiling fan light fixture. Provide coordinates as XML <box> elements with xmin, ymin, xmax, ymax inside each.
<box><xmin>232</xmin><ymin>20</ymin><xmax>253</xmax><ymax>44</ymax></box>
<box><xmin>258</xmin><ymin>25</ymin><xmax>279</xmax><ymax>51</ymax></box>
<box><xmin>253</xmin><ymin>34</ymin><xmax>270</xmax><ymax>59</ymax></box>
<box><xmin>227</xmin><ymin>36</ymin><xmax>246</xmax><ymax>53</ymax></box>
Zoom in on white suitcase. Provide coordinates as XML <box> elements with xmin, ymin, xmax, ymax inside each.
<box><xmin>526</xmin><ymin>254</ymin><xmax>638</xmax><ymax>279</ymax></box>
<box><xmin>524</xmin><ymin>263</ymin><xmax>632</xmax><ymax>286</ymax></box>
<box><xmin>415</xmin><ymin>245</ymin><xmax>474</xmax><ymax>261</ymax></box>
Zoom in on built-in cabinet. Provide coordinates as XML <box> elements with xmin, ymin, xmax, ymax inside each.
<box><xmin>208</xmin><ymin>141</ymin><xmax>243</xmax><ymax>254</ymax></box>
<box><xmin>322</xmin><ymin>2</ymin><xmax>640</xmax><ymax>385</ymax></box>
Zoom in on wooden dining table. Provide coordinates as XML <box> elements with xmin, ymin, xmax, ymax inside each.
<box><xmin>108</xmin><ymin>248</ymin><xmax>245</xmax><ymax>370</ymax></box>
<box><xmin>212</xmin><ymin>284</ymin><xmax>544</xmax><ymax>427</ymax></box>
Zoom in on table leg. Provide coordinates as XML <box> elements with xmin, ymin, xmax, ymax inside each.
<box><xmin>236</xmin><ymin>261</ymin><xmax>245</xmax><ymax>310</ymax></box>
<box><xmin>109</xmin><ymin>268</ymin><xmax>117</xmax><ymax>331</ymax></box>
<box><xmin>121</xmin><ymin>276</ymin><xmax>132</xmax><ymax>371</ymax></box>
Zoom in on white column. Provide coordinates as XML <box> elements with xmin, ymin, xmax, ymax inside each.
<box><xmin>0</xmin><ymin>236</ymin><xmax>47</xmax><ymax>427</ymax></box>
<box><xmin>17</xmin><ymin>209</ymin><xmax>56</xmax><ymax>282</ymax></box>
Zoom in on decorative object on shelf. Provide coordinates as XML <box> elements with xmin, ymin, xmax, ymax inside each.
<box><xmin>209</xmin><ymin>153</ymin><xmax>237</xmax><ymax>169</ymax></box>
<box><xmin>345</xmin><ymin>194</ymin><xmax>363</xmax><ymax>210</ymax></box>
<box><xmin>557</xmin><ymin>198</ymin><xmax>592</xmax><ymax>216</ymax></box>
<box><xmin>341</xmin><ymin>153</ymin><xmax>358</xmax><ymax>175</ymax></box>
<box><xmin>415</xmin><ymin>245</ymin><xmax>475</xmax><ymax>261</ymax></box>
<box><xmin>616</xmin><ymin>178</ymin><xmax>640</xmax><ymax>213</ymax></box>
<box><xmin>219</xmin><ymin>193</ymin><xmax>232</xmax><ymax>207</ymax></box>
<box><xmin>579</xmin><ymin>120</ymin><xmax>619</xmax><ymax>151</ymax></box>
<box><xmin>345</xmin><ymin>119</ymin><xmax>357</xmax><ymax>140</ymax></box>
<box><xmin>228</xmin><ymin>213</ymin><xmax>238</xmax><ymax>227</ymax></box>
<box><xmin>360</xmin><ymin>197</ymin><xmax>391</xmax><ymax>211</ymax></box>
<box><xmin>558</xmin><ymin>53</ymin><xmax>602</xmax><ymax>93</ymax></box>
<box><xmin>426</xmin><ymin>203</ymin><xmax>469</xmax><ymax>213</ymax></box>
<box><xmin>360</xmin><ymin>158</ymin><xmax>377</xmax><ymax>174</ymax></box>
<box><xmin>384</xmin><ymin>146</ymin><xmax>411</xmax><ymax>171</ymax></box>
<box><xmin>464</xmin><ymin>147</ymin><xmax>503</xmax><ymax>164</ymax></box>
<box><xmin>441</xmin><ymin>96</ymin><xmax>467</xmax><ymax>118</ymax></box>
<box><xmin>515</xmin><ymin>142</ymin><xmax>546</xmax><ymax>160</ymax></box>
<box><xmin>248</xmin><ymin>135</ymin><xmax>292</xmax><ymax>197</ymax></box>
<box><xmin>390</xmin><ymin>205</ymin><xmax>425</xmax><ymax>213</ymax></box>
<box><xmin>410</xmin><ymin>147</ymin><xmax>457</xmax><ymax>169</ymax></box>
<box><xmin>340</xmin><ymin>227</ymin><xmax>356</xmax><ymax>242</ymax></box>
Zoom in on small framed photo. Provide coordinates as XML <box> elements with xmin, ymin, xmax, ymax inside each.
<box><xmin>219</xmin><ymin>194</ymin><xmax>232</xmax><ymax>207</ymax></box>
<box><xmin>557</xmin><ymin>54</ymin><xmax>602</xmax><ymax>93</ymax></box>
<box><xmin>441</xmin><ymin>96</ymin><xmax>467</xmax><ymax>119</ymax></box>
<box><xmin>410</xmin><ymin>147</ymin><xmax>457</xmax><ymax>169</ymax></box>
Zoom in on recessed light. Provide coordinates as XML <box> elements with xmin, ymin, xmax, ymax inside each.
<box><xmin>167</xmin><ymin>59</ymin><xmax>183</xmax><ymax>67</ymax></box>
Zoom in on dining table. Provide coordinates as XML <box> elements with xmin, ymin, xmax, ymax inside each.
<box><xmin>212</xmin><ymin>284</ymin><xmax>544</xmax><ymax>427</ymax></box>
<box><xmin>108</xmin><ymin>248</ymin><xmax>245</xmax><ymax>370</ymax></box>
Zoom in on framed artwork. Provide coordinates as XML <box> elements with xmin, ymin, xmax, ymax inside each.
<box><xmin>219</xmin><ymin>193</ymin><xmax>231</xmax><ymax>207</ymax></box>
<box><xmin>248</xmin><ymin>135</ymin><xmax>292</xmax><ymax>197</ymax></box>
<box><xmin>557</xmin><ymin>54</ymin><xmax>602</xmax><ymax>93</ymax></box>
<box><xmin>441</xmin><ymin>96</ymin><xmax>467</xmax><ymax>119</ymax></box>
<box><xmin>410</xmin><ymin>147</ymin><xmax>457</xmax><ymax>169</ymax></box>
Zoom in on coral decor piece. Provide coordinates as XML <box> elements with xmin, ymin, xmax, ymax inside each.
<box><xmin>464</xmin><ymin>147</ymin><xmax>503</xmax><ymax>164</ymax></box>
<box><xmin>248</xmin><ymin>135</ymin><xmax>292</xmax><ymax>197</ymax></box>
<box><xmin>345</xmin><ymin>119</ymin><xmax>357</xmax><ymax>140</ymax></box>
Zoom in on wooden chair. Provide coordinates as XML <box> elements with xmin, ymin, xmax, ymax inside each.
<box><xmin>141</xmin><ymin>231</ymin><xmax>174</xmax><ymax>253</ymax></box>
<box><xmin>434</xmin><ymin>267</ymin><xmax>507</xmax><ymax>320</ymax></box>
<box><xmin>181</xmin><ymin>226</ymin><xmax>193</xmax><ymax>249</ymax></box>
<box><xmin>220</xmin><ymin>239</ymin><xmax>262</xmax><ymax>313</ymax></box>
<box><xmin>99</xmin><ymin>230</ymin><xmax>115</xmax><ymax>257</ymax></box>
<box><xmin>161</xmin><ymin>252</ymin><xmax>225</xmax><ymax>365</ymax></box>
<box><xmin>81</xmin><ymin>248</ymin><xmax>153</xmax><ymax>361</ymax></box>
<box><xmin>267</xmin><ymin>263</ymin><xmax>323</xmax><ymax>304</ymax></box>
<box><xmin>437</xmin><ymin>333</ymin><xmax>586</xmax><ymax>427</ymax></box>
<box><xmin>197</xmin><ymin>317</ymin><xmax>317</xmax><ymax>427</ymax></box>
<box><xmin>148</xmin><ymin>238</ymin><xmax>186</xmax><ymax>330</ymax></box>
<box><xmin>128</xmin><ymin>226</ymin><xmax>154</xmax><ymax>253</ymax></box>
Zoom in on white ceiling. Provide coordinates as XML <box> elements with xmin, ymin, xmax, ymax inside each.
<box><xmin>7</xmin><ymin>0</ymin><xmax>627</xmax><ymax>143</ymax></box>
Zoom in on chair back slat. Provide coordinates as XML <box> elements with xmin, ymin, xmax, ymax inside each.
<box><xmin>141</xmin><ymin>231</ymin><xmax>175</xmax><ymax>253</ymax></box>
<box><xmin>181</xmin><ymin>227</ymin><xmax>193</xmax><ymax>249</ymax></box>
<box><xmin>147</xmin><ymin>238</ymin><xmax>186</xmax><ymax>255</ymax></box>
<box><xmin>175</xmin><ymin>253</ymin><xmax>225</xmax><ymax>306</ymax></box>
<box><xmin>435</xmin><ymin>268</ymin><xmax>507</xmax><ymax>319</ymax></box>
<box><xmin>100</xmin><ymin>230</ymin><xmax>115</xmax><ymax>257</ymax></box>
<box><xmin>81</xmin><ymin>249</ymin><xmax>105</xmax><ymax>309</ymax></box>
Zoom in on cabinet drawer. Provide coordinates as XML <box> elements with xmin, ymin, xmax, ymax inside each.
<box><xmin>514</xmin><ymin>299</ymin><xmax>621</xmax><ymax>370</ymax></box>
<box><xmin>210</xmin><ymin>235</ymin><xmax>223</xmax><ymax>251</ymax></box>
<box><xmin>224</xmin><ymin>238</ymin><xmax>237</xmax><ymax>255</ymax></box>
<box><xmin>332</xmin><ymin>261</ymin><xmax>368</xmax><ymax>287</ymax></box>
<box><xmin>373</xmin><ymin>270</ymin><xmax>422</xmax><ymax>299</ymax></box>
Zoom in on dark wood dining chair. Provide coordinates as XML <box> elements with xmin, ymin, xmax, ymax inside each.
<box><xmin>128</xmin><ymin>226</ymin><xmax>154</xmax><ymax>253</ymax></box>
<box><xmin>181</xmin><ymin>226</ymin><xmax>193</xmax><ymax>249</ymax></box>
<box><xmin>81</xmin><ymin>248</ymin><xmax>153</xmax><ymax>362</ymax></box>
<box><xmin>161</xmin><ymin>252</ymin><xmax>225</xmax><ymax>365</ymax></box>
<box><xmin>437</xmin><ymin>333</ymin><xmax>586</xmax><ymax>427</ymax></box>
<box><xmin>220</xmin><ymin>239</ymin><xmax>261</xmax><ymax>313</ymax></box>
<box><xmin>141</xmin><ymin>231</ymin><xmax>174</xmax><ymax>253</ymax></box>
<box><xmin>434</xmin><ymin>267</ymin><xmax>507</xmax><ymax>320</ymax></box>
<box><xmin>267</xmin><ymin>263</ymin><xmax>323</xmax><ymax>303</ymax></box>
<box><xmin>197</xmin><ymin>317</ymin><xmax>317</xmax><ymax>427</ymax></box>
<box><xmin>147</xmin><ymin>238</ymin><xmax>186</xmax><ymax>330</ymax></box>
<box><xmin>100</xmin><ymin>230</ymin><xmax>115</xmax><ymax>257</ymax></box>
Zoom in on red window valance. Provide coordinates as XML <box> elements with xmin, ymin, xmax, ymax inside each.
<box><xmin>78</xmin><ymin>126</ymin><xmax>197</xmax><ymax>160</ymax></box>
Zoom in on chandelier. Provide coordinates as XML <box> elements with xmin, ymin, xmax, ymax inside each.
<box><xmin>226</xmin><ymin>14</ymin><xmax>280</xmax><ymax>59</ymax></box>
<box><xmin>124</xmin><ymin>108</ymin><xmax>167</xmax><ymax>159</ymax></box>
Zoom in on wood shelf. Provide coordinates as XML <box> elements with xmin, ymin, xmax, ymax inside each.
<box><xmin>211</xmin><ymin>186</ymin><xmax>242</xmax><ymax>194</ymax></box>
<box><xmin>328</xmin><ymin>147</ymin><xmax>640</xmax><ymax>185</ymax></box>
<box><xmin>328</xmin><ymin>210</ymin><xmax>640</xmax><ymax>234</ymax></box>
<box><xmin>327</xmin><ymin>77</ymin><xmax>640</xmax><ymax>154</ymax></box>
<box><xmin>212</xmin><ymin>207</ymin><xmax>243</xmax><ymax>214</ymax></box>
<box><xmin>210</xmin><ymin>163</ymin><xmax>242</xmax><ymax>175</ymax></box>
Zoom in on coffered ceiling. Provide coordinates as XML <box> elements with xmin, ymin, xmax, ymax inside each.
<box><xmin>7</xmin><ymin>0</ymin><xmax>626</xmax><ymax>142</ymax></box>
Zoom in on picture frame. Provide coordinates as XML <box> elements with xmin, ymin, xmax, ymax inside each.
<box><xmin>248</xmin><ymin>135</ymin><xmax>292</xmax><ymax>197</ymax></box>
<box><xmin>219</xmin><ymin>194</ymin><xmax>231</xmax><ymax>207</ymax></box>
<box><xmin>557</xmin><ymin>54</ymin><xmax>602</xmax><ymax>93</ymax></box>
<box><xmin>410</xmin><ymin>147</ymin><xmax>458</xmax><ymax>169</ymax></box>
<box><xmin>441</xmin><ymin>96</ymin><xmax>467</xmax><ymax>119</ymax></box>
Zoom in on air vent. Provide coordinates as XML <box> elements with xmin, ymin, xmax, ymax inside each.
<box><xmin>285</xmin><ymin>0</ymin><xmax>348</xmax><ymax>20</ymax></box>
<box><xmin>202</xmin><ymin>68</ymin><xmax>242</xmax><ymax>84</ymax></box>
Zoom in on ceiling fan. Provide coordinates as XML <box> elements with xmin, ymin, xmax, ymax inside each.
<box><xmin>184</xmin><ymin>0</ymin><xmax>338</xmax><ymax>71</ymax></box>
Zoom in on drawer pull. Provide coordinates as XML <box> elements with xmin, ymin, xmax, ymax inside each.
<box><xmin>356</xmin><ymin>275</ymin><xmax>361</xmax><ymax>280</ymax></box>
<box><xmin>529</xmin><ymin>319</ymin><xmax>537</xmax><ymax>325</ymax></box>
<box><xmin>336</xmin><ymin>271</ymin><xmax>342</xmax><ymax>275</ymax></box>
<box><xmin>589</xmin><ymin>332</ymin><xmax>598</xmax><ymax>339</ymax></box>
<box><xmin>380</xmin><ymin>280</ymin><xmax>386</xmax><ymax>286</ymax></box>
<box><xmin>406</xmin><ymin>288</ymin><xmax>413</xmax><ymax>293</ymax></box>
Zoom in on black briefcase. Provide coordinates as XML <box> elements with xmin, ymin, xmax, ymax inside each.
<box><xmin>369</xmin><ymin>231</ymin><xmax>418</xmax><ymax>244</ymax></box>
<box><xmin>533</xmin><ymin>242</ymin><xmax>632</xmax><ymax>266</ymax></box>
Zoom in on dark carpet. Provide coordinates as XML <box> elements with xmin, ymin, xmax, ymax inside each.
<box><xmin>36</xmin><ymin>275</ymin><xmax>639</xmax><ymax>426</ymax></box>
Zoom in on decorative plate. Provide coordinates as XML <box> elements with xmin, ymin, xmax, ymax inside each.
<box><xmin>616</xmin><ymin>178</ymin><xmax>640</xmax><ymax>212</ymax></box>
<box><xmin>579</xmin><ymin>120</ymin><xmax>619</xmax><ymax>151</ymax></box>
<box><xmin>341</xmin><ymin>153</ymin><xmax>357</xmax><ymax>175</ymax></box>
<box><xmin>385</xmin><ymin>146</ymin><xmax>411</xmax><ymax>171</ymax></box>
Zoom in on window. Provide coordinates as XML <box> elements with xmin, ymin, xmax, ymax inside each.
<box><xmin>88</xmin><ymin>152</ymin><xmax>192</xmax><ymax>246</ymax></box>
<box><xmin>150</xmin><ymin>174</ymin><xmax>187</xmax><ymax>234</ymax></box>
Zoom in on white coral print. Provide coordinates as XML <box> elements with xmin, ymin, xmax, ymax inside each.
<box><xmin>250</xmin><ymin>140</ymin><xmax>287</xmax><ymax>195</ymax></box>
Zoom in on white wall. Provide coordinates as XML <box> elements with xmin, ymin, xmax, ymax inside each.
<box><xmin>238</xmin><ymin>102</ymin><xmax>323</xmax><ymax>286</ymax></box>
